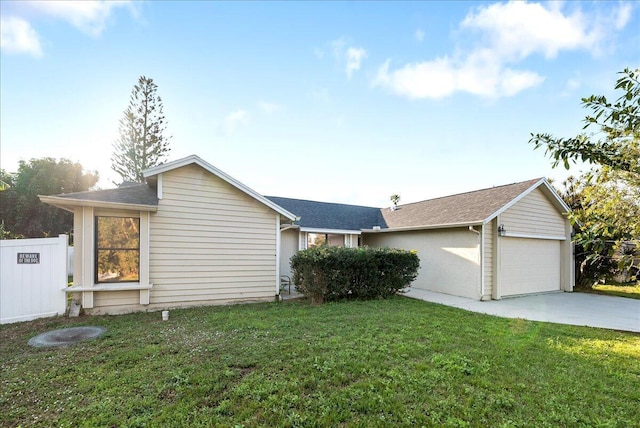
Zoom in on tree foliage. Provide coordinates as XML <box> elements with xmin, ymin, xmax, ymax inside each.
<box><xmin>0</xmin><ymin>158</ymin><xmax>98</xmax><ymax>238</ymax></box>
<box><xmin>111</xmin><ymin>76</ymin><xmax>171</xmax><ymax>184</ymax></box>
<box><xmin>531</xmin><ymin>69</ymin><xmax>640</xmax><ymax>286</ymax></box>
<box><xmin>555</xmin><ymin>175</ymin><xmax>638</xmax><ymax>287</ymax></box>
<box><xmin>530</xmin><ymin>68</ymin><xmax>639</xmax><ymax>180</ymax></box>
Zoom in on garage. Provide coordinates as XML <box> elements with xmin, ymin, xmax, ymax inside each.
<box><xmin>500</xmin><ymin>237</ymin><xmax>561</xmax><ymax>296</ymax></box>
<box><xmin>364</xmin><ymin>179</ymin><xmax>574</xmax><ymax>300</ymax></box>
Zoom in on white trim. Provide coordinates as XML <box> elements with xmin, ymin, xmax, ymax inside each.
<box><xmin>280</xmin><ymin>224</ymin><xmax>300</xmax><ymax>232</ymax></box>
<box><xmin>275</xmin><ymin>214</ymin><xmax>281</xmax><ymax>296</ymax></box>
<box><xmin>493</xmin><ymin>216</ymin><xmax>501</xmax><ymax>300</ymax></box>
<box><xmin>142</xmin><ymin>155</ymin><xmax>297</xmax><ymax>221</ymax></box>
<box><xmin>157</xmin><ymin>174</ymin><xmax>163</xmax><ymax>199</ymax></box>
<box><xmin>483</xmin><ymin>178</ymin><xmax>570</xmax><ymax>224</ymax></box>
<box><xmin>300</xmin><ymin>227</ymin><xmax>362</xmax><ymax>235</ymax></box>
<box><xmin>501</xmin><ymin>233</ymin><xmax>566</xmax><ymax>241</ymax></box>
<box><xmin>39</xmin><ymin>196</ymin><xmax>157</xmax><ymax>212</ymax></box>
<box><xmin>64</xmin><ymin>283</ymin><xmax>153</xmax><ymax>292</ymax></box>
<box><xmin>468</xmin><ymin>226</ymin><xmax>485</xmax><ymax>299</ymax></box>
<box><xmin>81</xmin><ymin>207</ymin><xmax>86</xmax><ymax>289</ymax></box>
<box><xmin>480</xmin><ymin>225</ymin><xmax>485</xmax><ymax>299</ymax></box>
<box><xmin>362</xmin><ymin>221</ymin><xmax>482</xmax><ymax>233</ymax></box>
<box><xmin>140</xmin><ymin>211</ymin><xmax>150</xmax><ymax>293</ymax></box>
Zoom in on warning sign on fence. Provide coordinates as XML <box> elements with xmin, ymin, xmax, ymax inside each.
<box><xmin>17</xmin><ymin>253</ymin><xmax>40</xmax><ymax>264</ymax></box>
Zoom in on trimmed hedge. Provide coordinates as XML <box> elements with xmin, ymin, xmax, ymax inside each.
<box><xmin>290</xmin><ymin>246</ymin><xmax>420</xmax><ymax>304</ymax></box>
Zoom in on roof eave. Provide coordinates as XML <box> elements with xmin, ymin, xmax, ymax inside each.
<box><xmin>39</xmin><ymin>195</ymin><xmax>158</xmax><ymax>212</ymax></box>
<box><xmin>299</xmin><ymin>227</ymin><xmax>364</xmax><ymax>235</ymax></box>
<box><xmin>362</xmin><ymin>221</ymin><xmax>483</xmax><ymax>233</ymax></box>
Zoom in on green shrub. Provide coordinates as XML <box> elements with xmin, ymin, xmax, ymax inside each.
<box><xmin>290</xmin><ymin>246</ymin><xmax>420</xmax><ymax>304</ymax></box>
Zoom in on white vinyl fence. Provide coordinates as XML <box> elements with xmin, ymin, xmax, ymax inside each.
<box><xmin>1</xmin><ymin>235</ymin><xmax>68</xmax><ymax>324</ymax></box>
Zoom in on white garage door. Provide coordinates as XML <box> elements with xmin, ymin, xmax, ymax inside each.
<box><xmin>501</xmin><ymin>238</ymin><xmax>560</xmax><ymax>296</ymax></box>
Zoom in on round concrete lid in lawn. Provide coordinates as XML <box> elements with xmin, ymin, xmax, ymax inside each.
<box><xmin>28</xmin><ymin>326</ymin><xmax>107</xmax><ymax>348</ymax></box>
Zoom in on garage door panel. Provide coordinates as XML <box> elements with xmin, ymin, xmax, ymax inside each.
<box><xmin>501</xmin><ymin>238</ymin><xmax>560</xmax><ymax>296</ymax></box>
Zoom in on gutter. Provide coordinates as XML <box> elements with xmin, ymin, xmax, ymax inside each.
<box><xmin>362</xmin><ymin>221</ymin><xmax>483</xmax><ymax>234</ymax></box>
<box><xmin>468</xmin><ymin>226</ymin><xmax>485</xmax><ymax>300</ymax></box>
<box><xmin>39</xmin><ymin>195</ymin><xmax>158</xmax><ymax>212</ymax></box>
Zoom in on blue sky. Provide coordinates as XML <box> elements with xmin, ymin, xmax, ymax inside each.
<box><xmin>1</xmin><ymin>1</ymin><xmax>638</xmax><ymax>207</ymax></box>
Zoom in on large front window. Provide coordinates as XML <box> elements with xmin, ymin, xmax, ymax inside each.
<box><xmin>307</xmin><ymin>233</ymin><xmax>344</xmax><ymax>248</ymax></box>
<box><xmin>95</xmin><ymin>216</ymin><xmax>140</xmax><ymax>283</ymax></box>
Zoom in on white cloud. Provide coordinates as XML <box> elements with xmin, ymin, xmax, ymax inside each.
<box><xmin>373</xmin><ymin>1</ymin><xmax>629</xmax><ymax>99</ymax></box>
<box><xmin>461</xmin><ymin>1</ymin><xmax>600</xmax><ymax>60</ymax></box>
<box><xmin>373</xmin><ymin>56</ymin><xmax>544</xmax><ymax>99</ymax></box>
<box><xmin>0</xmin><ymin>16</ymin><xmax>42</xmax><ymax>57</ymax></box>
<box><xmin>414</xmin><ymin>29</ymin><xmax>425</xmax><ymax>42</ymax></box>
<box><xmin>373</xmin><ymin>59</ymin><xmax>456</xmax><ymax>99</ymax></box>
<box><xmin>346</xmin><ymin>47</ymin><xmax>367</xmax><ymax>78</ymax></box>
<box><xmin>223</xmin><ymin>109</ymin><xmax>249</xmax><ymax>134</ymax></box>
<box><xmin>499</xmin><ymin>68</ymin><xmax>545</xmax><ymax>97</ymax></box>
<box><xmin>257</xmin><ymin>101</ymin><xmax>281</xmax><ymax>114</ymax></box>
<box><xmin>23</xmin><ymin>0</ymin><xmax>135</xmax><ymax>36</ymax></box>
<box><xmin>613</xmin><ymin>3</ymin><xmax>632</xmax><ymax>30</ymax></box>
<box><xmin>329</xmin><ymin>37</ymin><xmax>367</xmax><ymax>78</ymax></box>
<box><xmin>0</xmin><ymin>1</ymin><xmax>135</xmax><ymax>56</ymax></box>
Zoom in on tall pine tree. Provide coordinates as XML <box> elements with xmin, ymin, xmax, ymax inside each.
<box><xmin>111</xmin><ymin>76</ymin><xmax>171</xmax><ymax>183</ymax></box>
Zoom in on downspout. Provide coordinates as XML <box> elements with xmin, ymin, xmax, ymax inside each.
<box><xmin>469</xmin><ymin>226</ymin><xmax>485</xmax><ymax>300</ymax></box>
<box><xmin>275</xmin><ymin>215</ymin><xmax>281</xmax><ymax>299</ymax></box>
<box><xmin>81</xmin><ymin>206</ymin><xmax>85</xmax><ymax>287</ymax></box>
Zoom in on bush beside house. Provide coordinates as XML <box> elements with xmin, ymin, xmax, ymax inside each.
<box><xmin>291</xmin><ymin>246</ymin><xmax>420</xmax><ymax>304</ymax></box>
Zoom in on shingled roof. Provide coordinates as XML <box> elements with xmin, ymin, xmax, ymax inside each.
<box><xmin>380</xmin><ymin>178</ymin><xmax>544</xmax><ymax>229</ymax></box>
<box><xmin>266</xmin><ymin>196</ymin><xmax>387</xmax><ymax>230</ymax></box>
<box><xmin>39</xmin><ymin>183</ymin><xmax>159</xmax><ymax>211</ymax></box>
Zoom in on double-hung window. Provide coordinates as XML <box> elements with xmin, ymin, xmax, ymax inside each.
<box><xmin>95</xmin><ymin>216</ymin><xmax>140</xmax><ymax>283</ymax></box>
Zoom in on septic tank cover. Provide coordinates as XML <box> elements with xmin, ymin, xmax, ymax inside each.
<box><xmin>28</xmin><ymin>326</ymin><xmax>107</xmax><ymax>348</ymax></box>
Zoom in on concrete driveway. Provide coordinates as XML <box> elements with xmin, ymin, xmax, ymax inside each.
<box><xmin>405</xmin><ymin>288</ymin><xmax>640</xmax><ymax>333</ymax></box>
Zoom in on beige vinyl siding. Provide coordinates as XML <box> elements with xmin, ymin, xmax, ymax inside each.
<box><xmin>501</xmin><ymin>188</ymin><xmax>566</xmax><ymax>237</ymax></box>
<box><xmin>365</xmin><ymin>228</ymin><xmax>481</xmax><ymax>299</ymax></box>
<box><xmin>483</xmin><ymin>222</ymin><xmax>493</xmax><ymax>299</ymax></box>
<box><xmin>93</xmin><ymin>290</ymin><xmax>139</xmax><ymax>307</ymax></box>
<box><xmin>149</xmin><ymin>164</ymin><xmax>278</xmax><ymax>305</ymax></box>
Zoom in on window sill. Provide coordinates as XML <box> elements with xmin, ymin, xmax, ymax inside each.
<box><xmin>63</xmin><ymin>283</ymin><xmax>153</xmax><ymax>292</ymax></box>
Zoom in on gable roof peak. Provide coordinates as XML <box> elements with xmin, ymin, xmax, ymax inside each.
<box><xmin>380</xmin><ymin>177</ymin><xmax>551</xmax><ymax>230</ymax></box>
<box><xmin>142</xmin><ymin>154</ymin><xmax>297</xmax><ymax>221</ymax></box>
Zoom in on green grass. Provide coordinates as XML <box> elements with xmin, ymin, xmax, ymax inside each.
<box><xmin>581</xmin><ymin>282</ymin><xmax>640</xmax><ymax>300</ymax></box>
<box><xmin>1</xmin><ymin>297</ymin><xmax>639</xmax><ymax>427</ymax></box>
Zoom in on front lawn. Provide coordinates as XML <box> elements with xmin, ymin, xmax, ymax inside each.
<box><xmin>591</xmin><ymin>282</ymin><xmax>640</xmax><ymax>300</ymax></box>
<box><xmin>1</xmin><ymin>297</ymin><xmax>638</xmax><ymax>427</ymax></box>
<box><xmin>577</xmin><ymin>280</ymin><xmax>640</xmax><ymax>300</ymax></box>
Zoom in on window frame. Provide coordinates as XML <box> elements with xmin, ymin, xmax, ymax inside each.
<box><xmin>94</xmin><ymin>215</ymin><xmax>141</xmax><ymax>284</ymax></box>
<box><xmin>307</xmin><ymin>232</ymin><xmax>345</xmax><ymax>248</ymax></box>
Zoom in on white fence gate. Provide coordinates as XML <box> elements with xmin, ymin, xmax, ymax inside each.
<box><xmin>1</xmin><ymin>235</ymin><xmax>68</xmax><ymax>324</ymax></box>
